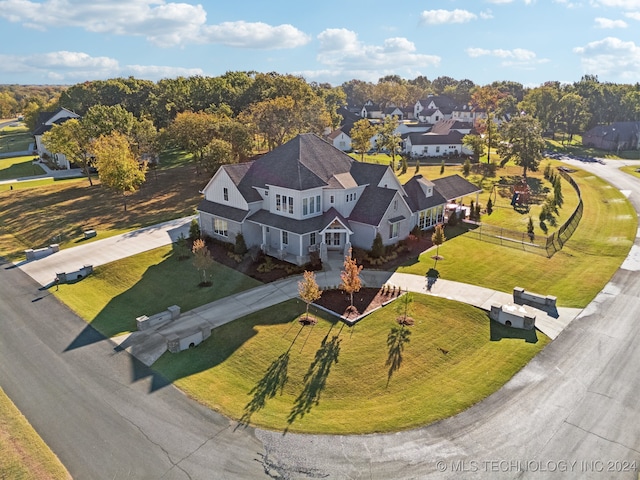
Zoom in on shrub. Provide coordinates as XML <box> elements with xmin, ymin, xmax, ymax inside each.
<box><xmin>463</xmin><ymin>158</ymin><xmax>471</xmax><ymax>177</ymax></box>
<box><xmin>234</xmin><ymin>233</ymin><xmax>248</xmax><ymax>255</ymax></box>
<box><xmin>448</xmin><ymin>210</ymin><xmax>458</xmax><ymax>226</ymax></box>
<box><xmin>189</xmin><ymin>218</ymin><xmax>201</xmax><ymax>240</ymax></box>
<box><xmin>370</xmin><ymin>233</ymin><xmax>385</xmax><ymax>258</ymax></box>
<box><xmin>487</xmin><ymin>198</ymin><xmax>493</xmax><ymax>215</ymax></box>
<box><xmin>440</xmin><ymin>160</ymin><xmax>445</xmax><ymax>174</ymax></box>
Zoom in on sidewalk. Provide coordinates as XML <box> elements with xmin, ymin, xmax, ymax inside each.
<box><xmin>116</xmin><ymin>264</ymin><xmax>581</xmax><ymax>366</ymax></box>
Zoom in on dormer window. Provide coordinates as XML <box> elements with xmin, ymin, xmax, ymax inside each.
<box><xmin>223</xmin><ymin>187</ymin><xmax>229</xmax><ymax>201</ymax></box>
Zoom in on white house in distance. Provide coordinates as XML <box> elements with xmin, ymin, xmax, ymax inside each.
<box><xmin>33</xmin><ymin>107</ymin><xmax>80</xmax><ymax>170</ymax></box>
<box><xmin>197</xmin><ymin>133</ymin><xmax>480</xmax><ymax>266</ymax></box>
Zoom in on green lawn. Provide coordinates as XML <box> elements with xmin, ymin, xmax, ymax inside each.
<box><xmin>153</xmin><ymin>294</ymin><xmax>549</xmax><ymax>434</ymax></box>
<box><xmin>0</xmin><ymin>155</ymin><xmax>44</xmax><ymax>181</ymax></box>
<box><xmin>0</xmin><ymin>387</ymin><xmax>70</xmax><ymax>480</ymax></box>
<box><xmin>0</xmin><ymin>124</ymin><xmax>33</xmax><ymax>154</ymax></box>
<box><xmin>54</xmin><ymin>245</ymin><xmax>261</xmax><ymax>337</ymax></box>
<box><xmin>398</xmin><ymin>166</ymin><xmax>637</xmax><ymax>308</ymax></box>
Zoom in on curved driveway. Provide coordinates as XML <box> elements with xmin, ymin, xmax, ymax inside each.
<box><xmin>1</xmin><ymin>159</ymin><xmax>640</xmax><ymax>479</ymax></box>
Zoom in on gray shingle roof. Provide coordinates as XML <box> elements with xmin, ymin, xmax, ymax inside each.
<box><xmin>244</xmin><ymin>134</ymin><xmax>354</xmax><ymax>191</ymax></box>
<box><xmin>349</xmin><ymin>186</ymin><xmax>396</xmax><ymax>226</ymax></box>
<box><xmin>432</xmin><ymin>175</ymin><xmax>482</xmax><ymax>200</ymax></box>
<box><xmin>407</xmin><ymin>131</ymin><xmax>464</xmax><ymax>146</ymax></box>
<box><xmin>247</xmin><ymin>207</ymin><xmax>351</xmax><ymax>235</ymax></box>
<box><xmin>403</xmin><ymin>175</ymin><xmax>448</xmax><ymax>212</ymax></box>
<box><xmin>197</xmin><ymin>199</ymin><xmax>249</xmax><ymax>222</ymax></box>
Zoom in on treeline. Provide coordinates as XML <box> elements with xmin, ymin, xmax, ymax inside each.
<box><xmin>4</xmin><ymin>72</ymin><xmax>640</xmax><ymax>146</ymax></box>
<box><xmin>0</xmin><ymin>84</ymin><xmax>66</xmax><ymax>119</ymax></box>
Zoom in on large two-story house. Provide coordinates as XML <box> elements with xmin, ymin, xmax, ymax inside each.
<box><xmin>197</xmin><ymin>133</ymin><xmax>480</xmax><ymax>265</ymax></box>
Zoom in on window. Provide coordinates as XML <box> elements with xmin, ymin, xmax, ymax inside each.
<box><xmin>303</xmin><ymin>197</ymin><xmax>308</xmax><ymax>215</ymax></box>
<box><xmin>288</xmin><ymin>197</ymin><xmax>293</xmax><ymax>214</ymax></box>
<box><xmin>214</xmin><ymin>218</ymin><xmax>228</xmax><ymax>237</ymax></box>
<box><xmin>389</xmin><ymin>222</ymin><xmax>399</xmax><ymax>239</ymax></box>
<box><xmin>310</xmin><ymin>232</ymin><xmax>316</xmax><ymax>245</ymax></box>
<box><xmin>276</xmin><ymin>194</ymin><xmax>281</xmax><ymax>211</ymax></box>
<box><xmin>316</xmin><ymin>195</ymin><xmax>321</xmax><ymax>213</ymax></box>
<box><xmin>393</xmin><ymin>199</ymin><xmax>398</xmax><ymax>210</ymax></box>
<box><xmin>282</xmin><ymin>231</ymin><xmax>288</xmax><ymax>245</ymax></box>
<box><xmin>330</xmin><ymin>195</ymin><xmax>334</xmax><ymax>204</ymax></box>
<box><xmin>436</xmin><ymin>146</ymin><xmax>440</xmax><ymax>153</ymax></box>
<box><xmin>223</xmin><ymin>187</ymin><xmax>228</xmax><ymax>201</ymax></box>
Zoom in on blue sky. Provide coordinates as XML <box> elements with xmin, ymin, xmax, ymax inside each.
<box><xmin>1</xmin><ymin>0</ymin><xmax>639</xmax><ymax>87</ymax></box>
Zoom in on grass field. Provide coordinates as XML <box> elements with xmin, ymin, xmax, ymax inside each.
<box><xmin>0</xmin><ymin>387</ymin><xmax>71</xmax><ymax>480</ymax></box>
<box><xmin>0</xmin><ymin>124</ymin><xmax>32</xmax><ymax>154</ymax></box>
<box><xmin>398</xmin><ymin>166</ymin><xmax>637</xmax><ymax>308</ymax></box>
<box><xmin>54</xmin><ymin>245</ymin><xmax>261</xmax><ymax>337</ymax></box>
<box><xmin>152</xmin><ymin>294</ymin><xmax>549</xmax><ymax>434</ymax></box>
<box><xmin>0</xmin><ymin>155</ymin><xmax>45</xmax><ymax>181</ymax></box>
<box><xmin>0</xmin><ymin>155</ymin><xmax>205</xmax><ymax>260</ymax></box>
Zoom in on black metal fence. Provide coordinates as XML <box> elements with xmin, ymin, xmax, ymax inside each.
<box><xmin>462</xmin><ymin>169</ymin><xmax>583</xmax><ymax>258</ymax></box>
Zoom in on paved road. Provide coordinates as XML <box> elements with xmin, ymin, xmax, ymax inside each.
<box><xmin>2</xmin><ymin>158</ymin><xmax>640</xmax><ymax>479</ymax></box>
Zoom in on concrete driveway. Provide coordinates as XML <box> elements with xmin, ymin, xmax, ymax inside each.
<box><xmin>17</xmin><ymin>216</ymin><xmax>193</xmax><ymax>286</ymax></box>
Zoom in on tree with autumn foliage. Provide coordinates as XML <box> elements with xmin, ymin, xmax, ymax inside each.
<box><xmin>192</xmin><ymin>238</ymin><xmax>214</xmax><ymax>286</ymax></box>
<box><xmin>298</xmin><ymin>271</ymin><xmax>322</xmax><ymax>324</ymax></box>
<box><xmin>431</xmin><ymin>224</ymin><xmax>446</xmax><ymax>261</ymax></box>
<box><xmin>340</xmin><ymin>248</ymin><xmax>363</xmax><ymax>310</ymax></box>
<box><xmin>91</xmin><ymin>131</ymin><xmax>147</xmax><ymax>211</ymax></box>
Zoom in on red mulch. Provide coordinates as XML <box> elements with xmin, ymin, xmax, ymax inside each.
<box><xmin>313</xmin><ymin>287</ymin><xmax>400</xmax><ymax>320</ymax></box>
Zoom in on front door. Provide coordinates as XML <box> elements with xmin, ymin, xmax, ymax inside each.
<box><xmin>325</xmin><ymin>232</ymin><xmax>342</xmax><ymax>249</ymax></box>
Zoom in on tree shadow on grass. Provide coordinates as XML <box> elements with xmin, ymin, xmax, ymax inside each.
<box><xmin>386</xmin><ymin>325</ymin><xmax>411</xmax><ymax>387</ymax></box>
<box><xmin>286</xmin><ymin>331</ymin><xmax>341</xmax><ymax>431</ymax></box>
<box><xmin>490</xmin><ymin>320</ymin><xmax>539</xmax><ymax>343</ymax></box>
<box><xmin>239</xmin><ymin>350</ymin><xmax>291</xmax><ymax>428</ymax></box>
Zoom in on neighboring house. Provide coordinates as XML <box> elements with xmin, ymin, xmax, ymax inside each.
<box><xmin>414</xmin><ymin>95</ymin><xmax>457</xmax><ymax>122</ymax></box>
<box><xmin>384</xmin><ymin>106</ymin><xmax>404</xmax><ymax>120</ymax></box>
<box><xmin>327</xmin><ymin>126</ymin><xmax>352</xmax><ymax>151</ymax></box>
<box><xmin>452</xmin><ymin>104</ymin><xmax>486</xmax><ymax>123</ymax></box>
<box><xmin>361</xmin><ymin>101</ymin><xmax>383</xmax><ymax>119</ymax></box>
<box><xmin>33</xmin><ymin>107</ymin><xmax>80</xmax><ymax>170</ymax></box>
<box><xmin>582</xmin><ymin>122</ymin><xmax>640</xmax><ymax>151</ymax></box>
<box><xmin>404</xmin><ymin>130</ymin><xmax>472</xmax><ymax>158</ymax></box>
<box><xmin>429</xmin><ymin>119</ymin><xmax>474</xmax><ymax>136</ymax></box>
<box><xmin>197</xmin><ymin>133</ymin><xmax>479</xmax><ymax>266</ymax></box>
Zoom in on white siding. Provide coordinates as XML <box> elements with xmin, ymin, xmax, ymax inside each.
<box><xmin>203</xmin><ymin>168</ymin><xmax>248</xmax><ymax>209</ymax></box>
<box><xmin>332</xmin><ymin>132</ymin><xmax>352</xmax><ymax>151</ymax></box>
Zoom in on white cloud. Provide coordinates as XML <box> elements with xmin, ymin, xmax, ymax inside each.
<box><xmin>316</xmin><ymin>29</ymin><xmax>439</xmax><ymax>81</ymax></box>
<box><xmin>594</xmin><ymin>17</ymin><xmax>628</xmax><ymax>27</ymax></box>
<box><xmin>466</xmin><ymin>46</ymin><xmax>547</xmax><ymax>69</ymax></box>
<box><xmin>420</xmin><ymin>9</ymin><xmax>477</xmax><ymax>24</ymax></box>
<box><xmin>590</xmin><ymin>0</ymin><xmax>640</xmax><ymax>7</ymax></box>
<box><xmin>480</xmin><ymin>10</ymin><xmax>495</xmax><ymax>19</ymax></box>
<box><xmin>0</xmin><ymin>50</ymin><xmax>202</xmax><ymax>81</ymax></box>
<box><xmin>574</xmin><ymin>36</ymin><xmax>640</xmax><ymax>80</ymax></box>
<box><xmin>202</xmin><ymin>21</ymin><xmax>310</xmax><ymax>49</ymax></box>
<box><xmin>0</xmin><ymin>0</ymin><xmax>309</xmax><ymax>49</ymax></box>
<box><xmin>625</xmin><ymin>12</ymin><xmax>640</xmax><ymax>20</ymax></box>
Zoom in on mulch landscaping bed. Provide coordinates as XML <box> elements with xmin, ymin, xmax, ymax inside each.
<box><xmin>313</xmin><ymin>287</ymin><xmax>400</xmax><ymax>320</ymax></box>
<box><xmin>203</xmin><ymin>233</ymin><xmax>433</xmax><ymax>284</ymax></box>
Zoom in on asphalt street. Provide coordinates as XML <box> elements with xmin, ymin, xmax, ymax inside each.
<box><xmin>1</xmin><ymin>158</ymin><xmax>640</xmax><ymax>479</ymax></box>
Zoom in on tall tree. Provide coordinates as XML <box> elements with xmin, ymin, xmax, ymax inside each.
<box><xmin>558</xmin><ymin>92</ymin><xmax>590</xmax><ymax>143</ymax></box>
<box><xmin>201</xmin><ymin>138</ymin><xmax>233</xmax><ymax>174</ymax></box>
<box><xmin>298</xmin><ymin>271</ymin><xmax>322</xmax><ymax>323</ymax></box>
<box><xmin>42</xmin><ymin>118</ymin><xmax>94</xmax><ymax>185</ymax></box>
<box><xmin>340</xmin><ymin>248</ymin><xmax>363</xmax><ymax>310</ymax></box>
<box><xmin>497</xmin><ymin>114</ymin><xmax>545</xmax><ymax>178</ymax></box>
<box><xmin>376</xmin><ymin>115</ymin><xmax>402</xmax><ymax>166</ymax></box>
<box><xmin>350</xmin><ymin>119</ymin><xmax>376</xmax><ymax>161</ymax></box>
<box><xmin>463</xmin><ymin>133</ymin><xmax>485</xmax><ymax>163</ymax></box>
<box><xmin>167</xmin><ymin>111</ymin><xmax>217</xmax><ymax>172</ymax></box>
<box><xmin>91</xmin><ymin>132</ymin><xmax>147</xmax><ymax>211</ymax></box>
